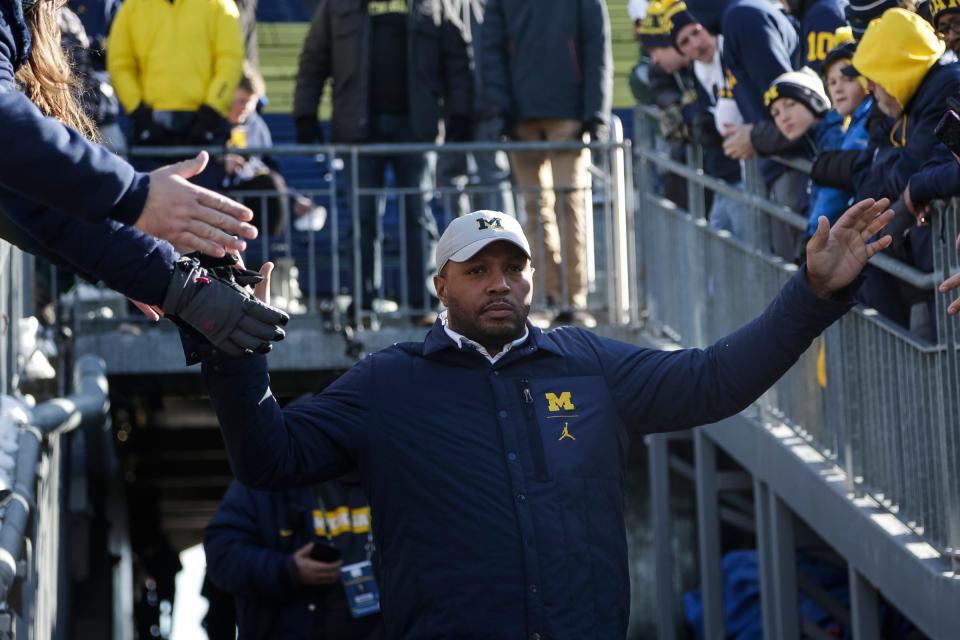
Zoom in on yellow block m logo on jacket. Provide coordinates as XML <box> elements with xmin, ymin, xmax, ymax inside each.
<box><xmin>545</xmin><ymin>391</ymin><xmax>575</xmax><ymax>412</ymax></box>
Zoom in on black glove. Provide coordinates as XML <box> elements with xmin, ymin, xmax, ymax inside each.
<box><xmin>131</xmin><ymin>103</ymin><xmax>154</xmax><ymax>142</ymax></box>
<box><xmin>583</xmin><ymin>118</ymin><xmax>611</xmax><ymax>142</ymax></box>
<box><xmin>445</xmin><ymin>114</ymin><xmax>473</xmax><ymax>143</ymax></box>
<box><xmin>162</xmin><ymin>256</ymin><xmax>289</xmax><ymax>358</ymax></box>
<box><xmin>186</xmin><ymin>105</ymin><xmax>228</xmax><ymax>145</ymax></box>
<box><xmin>189</xmin><ymin>252</ymin><xmax>264</xmax><ymax>288</ymax></box>
<box><xmin>294</xmin><ymin>115</ymin><xmax>323</xmax><ymax>144</ymax></box>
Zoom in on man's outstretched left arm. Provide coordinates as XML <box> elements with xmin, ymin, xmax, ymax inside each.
<box><xmin>595</xmin><ymin>199</ymin><xmax>894</xmax><ymax>433</ymax></box>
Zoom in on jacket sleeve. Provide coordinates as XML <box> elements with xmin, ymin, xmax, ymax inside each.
<box><xmin>204</xmin><ymin>483</ymin><xmax>302</xmax><ymax>598</ymax></box>
<box><xmin>0</xmin><ymin>189</ymin><xmax>176</xmax><ymax>305</ymax></box>
<box><xmin>292</xmin><ymin>0</ymin><xmax>332</xmax><ymax>121</ymax></box>
<box><xmin>478</xmin><ymin>0</ymin><xmax>512</xmax><ymax>118</ymax></box>
<box><xmin>750</xmin><ymin>121</ymin><xmax>807</xmax><ymax>156</ymax></box>
<box><xmin>810</xmin><ymin>149</ymin><xmax>859</xmax><ymax>190</ymax></box>
<box><xmin>205</xmin><ymin>0</ymin><xmax>244</xmax><ymax>116</ymax></box>
<box><xmin>439</xmin><ymin>17</ymin><xmax>473</xmax><ymax>119</ymax></box>
<box><xmin>0</xmin><ymin>89</ymin><xmax>150</xmax><ymax>225</ymax></box>
<box><xmin>722</xmin><ymin>5</ymin><xmax>794</xmax><ymax>124</ymax></box>
<box><xmin>580</xmin><ymin>0</ymin><xmax>612</xmax><ymax>125</ymax></box>
<box><xmin>593</xmin><ymin>268</ymin><xmax>854</xmax><ymax>434</ymax></box>
<box><xmin>200</xmin><ymin>351</ymin><xmax>375</xmax><ymax>490</ymax></box>
<box><xmin>908</xmin><ymin>147</ymin><xmax>960</xmax><ymax>204</ymax></box>
<box><xmin>105</xmin><ymin>0</ymin><xmax>142</xmax><ymax>114</ymax></box>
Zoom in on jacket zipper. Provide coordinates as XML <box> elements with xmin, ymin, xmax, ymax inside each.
<box><xmin>520</xmin><ymin>379</ymin><xmax>549</xmax><ymax>481</ymax></box>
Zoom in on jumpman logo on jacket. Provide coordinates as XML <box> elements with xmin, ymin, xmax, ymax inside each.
<box><xmin>558</xmin><ymin>423</ymin><xmax>575</xmax><ymax>441</ymax></box>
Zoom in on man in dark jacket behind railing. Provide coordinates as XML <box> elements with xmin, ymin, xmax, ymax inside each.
<box><xmin>293</xmin><ymin>0</ymin><xmax>472</xmax><ymax>319</ymax></box>
<box><xmin>479</xmin><ymin>0</ymin><xmax>612</xmax><ymax>328</ymax></box>
<box><xmin>205</xmin><ymin>478</ymin><xmax>382</xmax><ymax>640</ymax></box>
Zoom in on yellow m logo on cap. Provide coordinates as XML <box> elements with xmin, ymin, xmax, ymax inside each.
<box><xmin>545</xmin><ymin>391</ymin><xmax>575</xmax><ymax>412</ymax></box>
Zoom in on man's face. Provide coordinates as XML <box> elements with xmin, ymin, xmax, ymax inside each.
<box><xmin>675</xmin><ymin>23</ymin><xmax>716</xmax><ymax>63</ymax></box>
<box><xmin>867</xmin><ymin>80</ymin><xmax>903</xmax><ymax>117</ymax></box>
<box><xmin>937</xmin><ymin>13</ymin><xmax>960</xmax><ymax>55</ymax></box>
<box><xmin>433</xmin><ymin>241</ymin><xmax>533</xmax><ymax>349</ymax></box>
<box><xmin>649</xmin><ymin>46</ymin><xmax>689</xmax><ymax>73</ymax></box>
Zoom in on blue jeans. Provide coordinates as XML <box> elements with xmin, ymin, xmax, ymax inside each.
<box><xmin>707</xmin><ymin>183</ymin><xmax>746</xmax><ymax>241</ymax></box>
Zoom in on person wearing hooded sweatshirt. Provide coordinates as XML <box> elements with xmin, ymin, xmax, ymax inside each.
<box><xmin>850</xmin><ymin>9</ymin><xmax>959</xmax><ymax>201</ymax></box>
<box><xmin>848</xmin><ymin>8</ymin><xmax>957</xmax><ymax>329</ymax></box>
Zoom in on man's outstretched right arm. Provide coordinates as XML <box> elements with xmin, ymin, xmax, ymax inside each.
<box><xmin>200</xmin><ymin>351</ymin><xmax>373</xmax><ymax>490</ymax></box>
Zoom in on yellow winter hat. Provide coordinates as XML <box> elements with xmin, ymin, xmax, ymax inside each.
<box><xmin>851</xmin><ymin>8</ymin><xmax>945</xmax><ymax>109</ymax></box>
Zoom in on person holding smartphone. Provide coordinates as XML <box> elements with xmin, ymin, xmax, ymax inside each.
<box><xmin>204</xmin><ymin>475</ymin><xmax>382</xmax><ymax>640</ymax></box>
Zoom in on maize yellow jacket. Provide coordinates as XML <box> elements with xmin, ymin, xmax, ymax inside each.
<box><xmin>106</xmin><ymin>0</ymin><xmax>243</xmax><ymax>116</ymax></box>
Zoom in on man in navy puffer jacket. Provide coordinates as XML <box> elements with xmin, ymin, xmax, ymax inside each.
<box><xmin>195</xmin><ymin>201</ymin><xmax>895</xmax><ymax>639</ymax></box>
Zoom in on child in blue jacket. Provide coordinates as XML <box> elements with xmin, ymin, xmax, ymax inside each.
<box><xmin>763</xmin><ymin>38</ymin><xmax>872</xmax><ymax>239</ymax></box>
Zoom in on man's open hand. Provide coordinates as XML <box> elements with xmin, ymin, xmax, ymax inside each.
<box><xmin>136</xmin><ymin>152</ymin><xmax>259</xmax><ymax>257</ymax></box>
<box><xmin>805</xmin><ymin>198</ymin><xmax>895</xmax><ymax>299</ymax></box>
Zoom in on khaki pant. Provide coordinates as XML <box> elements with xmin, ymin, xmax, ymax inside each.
<box><xmin>510</xmin><ymin>119</ymin><xmax>590</xmax><ymax>309</ymax></box>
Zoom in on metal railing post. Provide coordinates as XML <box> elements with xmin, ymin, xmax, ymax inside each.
<box><xmin>741</xmin><ymin>158</ymin><xmax>769</xmax><ymax>254</ymax></box>
<box><xmin>608</xmin><ymin>116</ymin><xmax>631</xmax><ymax>325</ymax></box>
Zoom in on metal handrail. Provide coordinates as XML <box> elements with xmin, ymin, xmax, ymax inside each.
<box><xmin>0</xmin><ymin>355</ymin><xmax>108</xmax><ymax>628</ymax></box>
<box><xmin>633</xmin><ymin>102</ymin><xmax>960</xmax><ymax>564</ymax></box>
<box><xmin>127</xmin><ymin>139</ymin><xmax>631</xmax><ymax>158</ymax></box>
<box><xmin>632</xmin><ymin>103</ymin><xmax>939</xmax><ymax>290</ymax></box>
<box><xmin>635</xmin><ymin>142</ymin><xmax>939</xmax><ymax>290</ymax></box>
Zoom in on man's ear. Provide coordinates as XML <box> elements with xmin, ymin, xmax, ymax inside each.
<box><xmin>434</xmin><ymin>274</ymin><xmax>447</xmax><ymax>306</ymax></box>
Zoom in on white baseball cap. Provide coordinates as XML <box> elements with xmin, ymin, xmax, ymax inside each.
<box><xmin>435</xmin><ymin>211</ymin><xmax>530</xmax><ymax>273</ymax></box>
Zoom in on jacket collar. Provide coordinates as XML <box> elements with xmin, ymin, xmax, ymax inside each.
<box><xmin>422</xmin><ymin>318</ymin><xmax>564</xmax><ymax>360</ymax></box>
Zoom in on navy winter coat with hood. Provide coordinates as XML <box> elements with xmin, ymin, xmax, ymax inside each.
<box><xmin>0</xmin><ymin>0</ymin><xmax>176</xmax><ymax>305</ymax></box>
<box><xmin>852</xmin><ymin>62</ymin><xmax>960</xmax><ymax>201</ymax></box>
<box><xmin>198</xmin><ymin>268</ymin><xmax>855</xmax><ymax>639</ymax></box>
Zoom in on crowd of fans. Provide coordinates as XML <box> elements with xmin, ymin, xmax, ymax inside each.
<box><xmin>631</xmin><ymin>0</ymin><xmax>960</xmax><ymax>340</ymax></box>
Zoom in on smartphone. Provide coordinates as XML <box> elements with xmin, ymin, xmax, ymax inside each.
<box><xmin>310</xmin><ymin>541</ymin><xmax>343</xmax><ymax>563</ymax></box>
<box><xmin>935</xmin><ymin>108</ymin><xmax>960</xmax><ymax>156</ymax></box>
